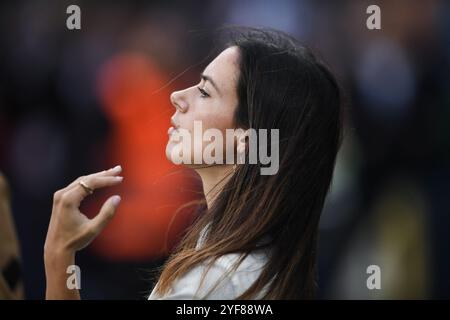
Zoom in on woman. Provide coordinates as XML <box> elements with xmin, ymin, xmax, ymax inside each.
<box><xmin>44</xmin><ymin>28</ymin><xmax>344</xmax><ymax>300</ymax></box>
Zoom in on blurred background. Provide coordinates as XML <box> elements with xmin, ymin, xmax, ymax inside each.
<box><xmin>0</xmin><ymin>0</ymin><xmax>449</xmax><ymax>299</ymax></box>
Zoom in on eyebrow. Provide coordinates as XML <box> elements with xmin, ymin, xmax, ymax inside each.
<box><xmin>200</xmin><ymin>73</ymin><xmax>221</xmax><ymax>95</ymax></box>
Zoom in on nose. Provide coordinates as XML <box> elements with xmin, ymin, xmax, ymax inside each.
<box><xmin>170</xmin><ymin>90</ymin><xmax>188</xmax><ymax>113</ymax></box>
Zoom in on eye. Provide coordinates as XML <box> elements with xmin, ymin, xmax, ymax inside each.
<box><xmin>198</xmin><ymin>87</ymin><xmax>210</xmax><ymax>98</ymax></box>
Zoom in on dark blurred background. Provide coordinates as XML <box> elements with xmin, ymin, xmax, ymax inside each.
<box><xmin>0</xmin><ymin>0</ymin><xmax>449</xmax><ymax>299</ymax></box>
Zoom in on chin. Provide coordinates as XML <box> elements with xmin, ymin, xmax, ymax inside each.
<box><xmin>165</xmin><ymin>140</ymin><xmax>191</xmax><ymax>166</ymax></box>
<box><xmin>165</xmin><ymin>141</ymin><xmax>178</xmax><ymax>164</ymax></box>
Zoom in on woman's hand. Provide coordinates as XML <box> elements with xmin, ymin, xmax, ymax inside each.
<box><xmin>44</xmin><ymin>165</ymin><xmax>123</xmax><ymax>299</ymax></box>
<box><xmin>45</xmin><ymin>165</ymin><xmax>123</xmax><ymax>254</ymax></box>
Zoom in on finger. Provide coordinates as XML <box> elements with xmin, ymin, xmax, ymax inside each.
<box><xmin>65</xmin><ymin>165</ymin><xmax>123</xmax><ymax>191</ymax></box>
<box><xmin>62</xmin><ymin>175</ymin><xmax>124</xmax><ymax>207</ymax></box>
<box><xmin>89</xmin><ymin>195</ymin><xmax>121</xmax><ymax>234</ymax></box>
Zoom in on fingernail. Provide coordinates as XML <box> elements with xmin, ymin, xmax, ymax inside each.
<box><xmin>111</xmin><ymin>195</ymin><xmax>121</xmax><ymax>207</ymax></box>
<box><xmin>111</xmin><ymin>165</ymin><xmax>122</xmax><ymax>171</ymax></box>
<box><xmin>115</xmin><ymin>176</ymin><xmax>123</xmax><ymax>181</ymax></box>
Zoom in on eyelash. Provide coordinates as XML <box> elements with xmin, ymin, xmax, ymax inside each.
<box><xmin>198</xmin><ymin>87</ymin><xmax>210</xmax><ymax>98</ymax></box>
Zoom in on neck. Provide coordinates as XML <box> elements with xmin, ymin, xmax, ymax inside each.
<box><xmin>195</xmin><ymin>164</ymin><xmax>234</xmax><ymax>209</ymax></box>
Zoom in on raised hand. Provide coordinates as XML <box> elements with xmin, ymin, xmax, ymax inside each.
<box><xmin>45</xmin><ymin>165</ymin><xmax>123</xmax><ymax>254</ymax></box>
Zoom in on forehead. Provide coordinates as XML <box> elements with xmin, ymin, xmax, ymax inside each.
<box><xmin>203</xmin><ymin>46</ymin><xmax>240</xmax><ymax>92</ymax></box>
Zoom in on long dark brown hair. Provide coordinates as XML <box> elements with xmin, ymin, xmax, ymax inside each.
<box><xmin>153</xmin><ymin>27</ymin><xmax>344</xmax><ymax>299</ymax></box>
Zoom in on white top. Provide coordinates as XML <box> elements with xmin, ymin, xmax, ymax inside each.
<box><xmin>148</xmin><ymin>226</ymin><xmax>271</xmax><ymax>300</ymax></box>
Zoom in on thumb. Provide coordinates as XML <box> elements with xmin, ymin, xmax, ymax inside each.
<box><xmin>90</xmin><ymin>195</ymin><xmax>121</xmax><ymax>233</ymax></box>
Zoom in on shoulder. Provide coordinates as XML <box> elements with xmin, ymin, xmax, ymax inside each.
<box><xmin>149</xmin><ymin>250</ymin><xmax>269</xmax><ymax>300</ymax></box>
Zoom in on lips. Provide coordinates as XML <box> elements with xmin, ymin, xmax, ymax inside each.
<box><xmin>168</xmin><ymin>126</ymin><xmax>176</xmax><ymax>135</ymax></box>
<box><xmin>169</xmin><ymin>119</ymin><xmax>180</xmax><ymax>135</ymax></box>
<box><xmin>169</xmin><ymin>125</ymin><xmax>183</xmax><ymax>135</ymax></box>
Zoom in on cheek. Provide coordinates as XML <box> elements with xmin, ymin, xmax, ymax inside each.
<box><xmin>187</xmin><ymin>92</ymin><xmax>236</xmax><ymax>130</ymax></box>
<box><xmin>200</xmin><ymin>113</ymin><xmax>233</xmax><ymax>132</ymax></box>
<box><xmin>195</xmin><ymin>102</ymin><xmax>236</xmax><ymax>131</ymax></box>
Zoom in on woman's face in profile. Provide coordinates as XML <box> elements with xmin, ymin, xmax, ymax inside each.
<box><xmin>166</xmin><ymin>46</ymin><xmax>240</xmax><ymax>167</ymax></box>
